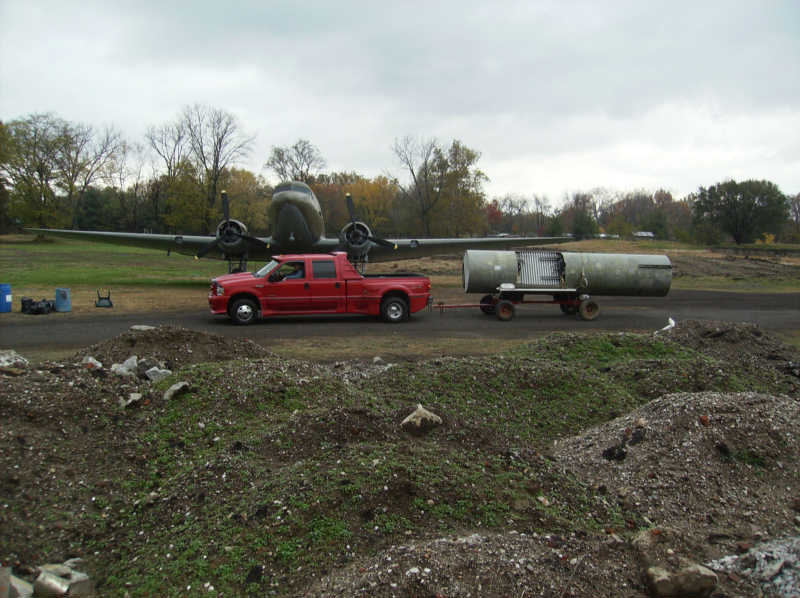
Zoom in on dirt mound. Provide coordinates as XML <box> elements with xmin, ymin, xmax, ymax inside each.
<box><xmin>553</xmin><ymin>391</ymin><xmax>800</xmax><ymax>562</ymax></box>
<box><xmin>666</xmin><ymin>319</ymin><xmax>798</xmax><ymax>364</ymax></box>
<box><xmin>310</xmin><ymin>531</ymin><xmax>652</xmax><ymax>598</ymax></box>
<box><xmin>72</xmin><ymin>325</ymin><xmax>270</xmax><ymax>370</ymax></box>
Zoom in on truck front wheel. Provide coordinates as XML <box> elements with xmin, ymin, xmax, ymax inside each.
<box><xmin>230</xmin><ymin>298</ymin><xmax>258</xmax><ymax>325</ymax></box>
<box><xmin>381</xmin><ymin>296</ymin><xmax>409</xmax><ymax>323</ymax></box>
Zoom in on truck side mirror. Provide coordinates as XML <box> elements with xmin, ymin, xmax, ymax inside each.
<box><xmin>268</xmin><ymin>272</ymin><xmax>280</xmax><ymax>283</ymax></box>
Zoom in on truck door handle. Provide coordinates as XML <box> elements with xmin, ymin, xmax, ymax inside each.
<box><xmin>304</xmin><ymin>283</ymin><xmax>310</xmax><ymax>289</ymax></box>
<box><xmin>335</xmin><ymin>282</ymin><xmax>341</xmax><ymax>288</ymax></box>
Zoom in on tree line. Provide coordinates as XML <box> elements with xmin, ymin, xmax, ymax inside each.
<box><xmin>1</xmin><ymin>106</ymin><xmax>798</xmax><ymax>245</ymax></box>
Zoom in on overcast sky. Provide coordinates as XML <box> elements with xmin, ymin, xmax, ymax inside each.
<box><xmin>2</xmin><ymin>0</ymin><xmax>798</xmax><ymax>205</ymax></box>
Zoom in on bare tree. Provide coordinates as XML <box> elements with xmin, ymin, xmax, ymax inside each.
<box><xmin>790</xmin><ymin>192</ymin><xmax>800</xmax><ymax>235</ymax></box>
<box><xmin>265</xmin><ymin>139</ymin><xmax>326</xmax><ymax>183</ymax></box>
<box><xmin>57</xmin><ymin>123</ymin><xmax>124</xmax><ymax>228</ymax></box>
<box><xmin>111</xmin><ymin>142</ymin><xmax>149</xmax><ymax>230</ymax></box>
<box><xmin>392</xmin><ymin>136</ymin><xmax>443</xmax><ymax>236</ymax></box>
<box><xmin>146</xmin><ymin>120</ymin><xmax>188</xmax><ymax>181</ymax></box>
<box><xmin>181</xmin><ymin>104</ymin><xmax>254</xmax><ymax>231</ymax></box>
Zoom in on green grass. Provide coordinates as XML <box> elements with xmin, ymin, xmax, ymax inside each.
<box><xmin>0</xmin><ymin>234</ymin><xmax>228</xmax><ymax>288</ymax></box>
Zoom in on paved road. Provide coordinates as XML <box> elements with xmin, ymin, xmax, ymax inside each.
<box><xmin>1</xmin><ymin>291</ymin><xmax>798</xmax><ymax>354</ymax></box>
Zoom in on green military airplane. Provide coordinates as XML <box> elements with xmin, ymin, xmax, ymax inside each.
<box><xmin>29</xmin><ymin>181</ymin><xmax>567</xmax><ymax>272</ymax></box>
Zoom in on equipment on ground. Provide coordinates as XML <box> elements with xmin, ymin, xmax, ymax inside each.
<box><xmin>95</xmin><ymin>289</ymin><xmax>113</xmax><ymax>308</ymax></box>
<box><xmin>457</xmin><ymin>249</ymin><xmax>672</xmax><ymax>321</ymax></box>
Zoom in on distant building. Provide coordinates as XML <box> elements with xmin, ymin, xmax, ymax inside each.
<box><xmin>633</xmin><ymin>231</ymin><xmax>655</xmax><ymax>239</ymax></box>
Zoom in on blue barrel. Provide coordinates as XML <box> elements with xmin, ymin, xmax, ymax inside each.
<box><xmin>0</xmin><ymin>283</ymin><xmax>10</xmax><ymax>313</ymax></box>
<box><xmin>55</xmin><ymin>287</ymin><xmax>71</xmax><ymax>312</ymax></box>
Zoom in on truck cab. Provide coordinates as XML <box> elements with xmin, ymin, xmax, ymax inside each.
<box><xmin>209</xmin><ymin>252</ymin><xmax>431</xmax><ymax>325</ymax></box>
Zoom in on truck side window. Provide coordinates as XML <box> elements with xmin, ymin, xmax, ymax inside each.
<box><xmin>277</xmin><ymin>261</ymin><xmax>305</xmax><ymax>280</ymax></box>
<box><xmin>312</xmin><ymin>260</ymin><xmax>336</xmax><ymax>279</ymax></box>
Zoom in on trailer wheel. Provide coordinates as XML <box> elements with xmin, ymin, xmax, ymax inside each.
<box><xmin>495</xmin><ymin>300</ymin><xmax>515</xmax><ymax>322</ymax></box>
<box><xmin>230</xmin><ymin>298</ymin><xmax>258</xmax><ymax>325</ymax></box>
<box><xmin>560</xmin><ymin>303</ymin><xmax>577</xmax><ymax>315</ymax></box>
<box><xmin>480</xmin><ymin>294</ymin><xmax>496</xmax><ymax>315</ymax></box>
<box><xmin>578</xmin><ymin>299</ymin><xmax>600</xmax><ymax>321</ymax></box>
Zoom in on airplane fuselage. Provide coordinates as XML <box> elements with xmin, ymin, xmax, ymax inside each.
<box><xmin>269</xmin><ymin>182</ymin><xmax>326</xmax><ymax>250</ymax></box>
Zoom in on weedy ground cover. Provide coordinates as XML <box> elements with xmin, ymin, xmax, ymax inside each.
<box><xmin>20</xmin><ymin>329</ymin><xmax>784</xmax><ymax>597</ymax></box>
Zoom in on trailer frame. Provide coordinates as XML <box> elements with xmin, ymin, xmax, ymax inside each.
<box><xmin>432</xmin><ymin>283</ymin><xmax>601</xmax><ymax>321</ymax></box>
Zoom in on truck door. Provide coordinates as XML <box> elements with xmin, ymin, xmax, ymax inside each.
<box><xmin>263</xmin><ymin>259</ymin><xmax>313</xmax><ymax>313</ymax></box>
<box><xmin>308</xmin><ymin>258</ymin><xmax>346</xmax><ymax>312</ymax></box>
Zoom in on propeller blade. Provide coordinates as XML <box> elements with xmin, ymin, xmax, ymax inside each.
<box><xmin>240</xmin><ymin>234</ymin><xmax>270</xmax><ymax>250</ymax></box>
<box><xmin>195</xmin><ymin>240</ymin><xmax>219</xmax><ymax>258</ymax></box>
<box><xmin>346</xmin><ymin>193</ymin><xmax>356</xmax><ymax>221</ymax></box>
<box><xmin>368</xmin><ymin>236</ymin><xmax>397</xmax><ymax>250</ymax></box>
<box><xmin>221</xmin><ymin>190</ymin><xmax>230</xmax><ymax>222</ymax></box>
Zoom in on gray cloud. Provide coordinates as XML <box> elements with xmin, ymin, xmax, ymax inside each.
<box><xmin>1</xmin><ymin>0</ymin><xmax>798</xmax><ymax>202</ymax></box>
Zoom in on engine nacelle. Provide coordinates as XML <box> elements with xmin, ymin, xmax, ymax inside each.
<box><xmin>340</xmin><ymin>220</ymin><xmax>372</xmax><ymax>258</ymax></box>
<box><xmin>216</xmin><ymin>219</ymin><xmax>249</xmax><ymax>256</ymax></box>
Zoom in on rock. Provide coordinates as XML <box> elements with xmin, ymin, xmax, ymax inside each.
<box><xmin>373</xmin><ymin>356</ymin><xmax>385</xmax><ymax>364</ymax></box>
<box><xmin>674</xmin><ymin>564</ymin><xmax>717</xmax><ymax>596</ymax></box>
<box><xmin>61</xmin><ymin>559</ymin><xmax>85</xmax><ymax>570</ymax></box>
<box><xmin>401</xmin><ymin>403</ymin><xmax>442</xmax><ymax>435</ymax></box>
<box><xmin>0</xmin><ymin>567</ymin><xmax>9</xmax><ymax>598</ymax></box>
<box><xmin>602</xmin><ymin>443</ymin><xmax>627</xmax><ymax>461</ymax></box>
<box><xmin>111</xmin><ymin>355</ymin><xmax>138</xmax><ymax>377</ymax></box>
<box><xmin>646</xmin><ymin>564</ymin><xmax>717</xmax><ymax>597</ymax></box>
<box><xmin>8</xmin><ymin>574</ymin><xmax>33</xmax><ymax>598</ymax></box>
<box><xmin>119</xmin><ymin>392</ymin><xmax>143</xmax><ymax>409</ymax></box>
<box><xmin>145</xmin><ymin>366</ymin><xmax>172</xmax><ymax>382</ymax></box>
<box><xmin>130</xmin><ymin>325</ymin><xmax>156</xmax><ymax>331</ymax></box>
<box><xmin>163</xmin><ymin>381</ymin><xmax>190</xmax><ymax>401</ymax></box>
<box><xmin>34</xmin><ymin>565</ymin><xmax>94</xmax><ymax>597</ymax></box>
<box><xmin>0</xmin><ymin>367</ymin><xmax>26</xmax><ymax>376</ymax></box>
<box><xmin>0</xmin><ymin>350</ymin><xmax>28</xmax><ymax>368</ymax></box>
<box><xmin>81</xmin><ymin>356</ymin><xmax>103</xmax><ymax>370</ymax></box>
<box><xmin>646</xmin><ymin>567</ymin><xmax>677</xmax><ymax>596</ymax></box>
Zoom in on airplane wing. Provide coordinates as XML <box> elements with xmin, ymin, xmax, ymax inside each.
<box><xmin>361</xmin><ymin>236</ymin><xmax>570</xmax><ymax>261</ymax></box>
<box><xmin>25</xmin><ymin>228</ymin><xmax>276</xmax><ymax>259</ymax></box>
<box><xmin>27</xmin><ymin>228</ymin><xmax>569</xmax><ymax>262</ymax></box>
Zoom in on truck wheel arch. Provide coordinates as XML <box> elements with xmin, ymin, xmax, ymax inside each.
<box><xmin>380</xmin><ymin>291</ymin><xmax>409</xmax><ymax>323</ymax></box>
<box><xmin>228</xmin><ymin>293</ymin><xmax>260</xmax><ymax>321</ymax></box>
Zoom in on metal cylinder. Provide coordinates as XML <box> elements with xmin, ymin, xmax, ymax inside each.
<box><xmin>462</xmin><ymin>250</ymin><xmax>672</xmax><ymax>296</ymax></box>
<box><xmin>463</xmin><ymin>250</ymin><xmax>518</xmax><ymax>293</ymax></box>
<box><xmin>562</xmin><ymin>252</ymin><xmax>671</xmax><ymax>296</ymax></box>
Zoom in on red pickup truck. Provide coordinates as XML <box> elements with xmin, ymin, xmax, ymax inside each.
<box><xmin>209</xmin><ymin>252</ymin><xmax>432</xmax><ymax>325</ymax></box>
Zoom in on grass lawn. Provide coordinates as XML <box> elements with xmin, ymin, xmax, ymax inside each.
<box><xmin>1</xmin><ymin>234</ymin><xmax>798</xmax><ymax>316</ymax></box>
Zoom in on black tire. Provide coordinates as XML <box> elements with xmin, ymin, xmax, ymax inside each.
<box><xmin>381</xmin><ymin>296</ymin><xmax>409</xmax><ymax>323</ymax></box>
<box><xmin>578</xmin><ymin>299</ymin><xmax>600</xmax><ymax>321</ymax></box>
<box><xmin>230</xmin><ymin>297</ymin><xmax>258</xmax><ymax>325</ymax></box>
<box><xmin>479</xmin><ymin>294</ymin><xmax>496</xmax><ymax>315</ymax></box>
<box><xmin>495</xmin><ymin>300</ymin><xmax>515</xmax><ymax>322</ymax></box>
<box><xmin>560</xmin><ymin>303</ymin><xmax>577</xmax><ymax>315</ymax></box>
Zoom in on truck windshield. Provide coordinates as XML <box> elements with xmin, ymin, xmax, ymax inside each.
<box><xmin>255</xmin><ymin>259</ymin><xmax>279</xmax><ymax>278</ymax></box>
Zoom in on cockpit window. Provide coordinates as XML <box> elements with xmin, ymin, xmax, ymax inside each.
<box><xmin>255</xmin><ymin>259</ymin><xmax>279</xmax><ymax>278</ymax></box>
<box><xmin>274</xmin><ymin>182</ymin><xmax>311</xmax><ymax>194</ymax></box>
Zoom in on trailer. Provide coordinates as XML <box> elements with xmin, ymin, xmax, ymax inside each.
<box><xmin>441</xmin><ymin>249</ymin><xmax>672</xmax><ymax>321</ymax></box>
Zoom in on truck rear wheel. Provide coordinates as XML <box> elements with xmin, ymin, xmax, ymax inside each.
<box><xmin>230</xmin><ymin>298</ymin><xmax>258</xmax><ymax>325</ymax></box>
<box><xmin>381</xmin><ymin>296</ymin><xmax>408</xmax><ymax>323</ymax></box>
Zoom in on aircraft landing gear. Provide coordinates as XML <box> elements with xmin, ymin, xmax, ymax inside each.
<box><xmin>227</xmin><ymin>255</ymin><xmax>248</xmax><ymax>273</ymax></box>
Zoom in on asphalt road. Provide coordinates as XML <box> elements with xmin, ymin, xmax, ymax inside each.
<box><xmin>1</xmin><ymin>290</ymin><xmax>798</xmax><ymax>355</ymax></box>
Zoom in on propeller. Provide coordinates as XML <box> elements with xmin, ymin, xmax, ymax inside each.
<box><xmin>343</xmin><ymin>193</ymin><xmax>397</xmax><ymax>250</ymax></box>
<box><xmin>194</xmin><ymin>191</ymin><xmax>270</xmax><ymax>259</ymax></box>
